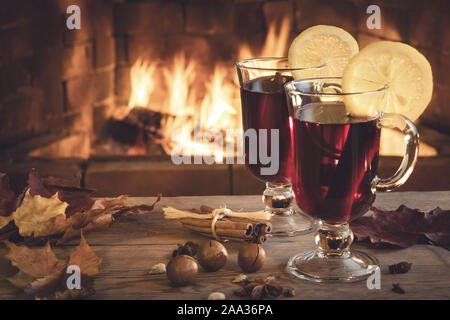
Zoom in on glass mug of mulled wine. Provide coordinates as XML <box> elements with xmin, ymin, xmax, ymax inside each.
<box><xmin>284</xmin><ymin>77</ymin><xmax>419</xmax><ymax>282</ymax></box>
<box><xmin>236</xmin><ymin>57</ymin><xmax>323</xmax><ymax>236</ymax></box>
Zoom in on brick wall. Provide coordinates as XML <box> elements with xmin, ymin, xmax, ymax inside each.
<box><xmin>0</xmin><ymin>0</ymin><xmax>115</xmax><ymax>160</ymax></box>
<box><xmin>0</xmin><ymin>0</ymin><xmax>449</xmax><ymax>161</ymax></box>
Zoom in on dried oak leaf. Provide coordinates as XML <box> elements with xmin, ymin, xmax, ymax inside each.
<box><xmin>351</xmin><ymin>205</ymin><xmax>450</xmax><ymax>248</ymax></box>
<box><xmin>13</xmin><ymin>190</ymin><xmax>69</xmax><ymax>238</ymax></box>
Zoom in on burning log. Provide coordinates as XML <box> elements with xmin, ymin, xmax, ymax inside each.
<box><xmin>105</xmin><ymin>106</ymin><xmax>174</xmax><ymax>153</ymax></box>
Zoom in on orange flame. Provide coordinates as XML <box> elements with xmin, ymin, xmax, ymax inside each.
<box><xmin>125</xmin><ymin>19</ymin><xmax>275</xmax><ymax>158</ymax></box>
<box><xmin>126</xmin><ymin>19</ymin><xmax>292</xmax><ymax>157</ymax></box>
<box><xmin>128</xmin><ymin>59</ymin><xmax>156</xmax><ymax>108</ymax></box>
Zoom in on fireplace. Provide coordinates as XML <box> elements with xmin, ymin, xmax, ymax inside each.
<box><xmin>1</xmin><ymin>0</ymin><xmax>449</xmax><ymax>196</ymax></box>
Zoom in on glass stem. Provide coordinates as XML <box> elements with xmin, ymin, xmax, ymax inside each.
<box><xmin>262</xmin><ymin>182</ymin><xmax>294</xmax><ymax>216</ymax></box>
<box><xmin>315</xmin><ymin>220</ymin><xmax>354</xmax><ymax>258</ymax></box>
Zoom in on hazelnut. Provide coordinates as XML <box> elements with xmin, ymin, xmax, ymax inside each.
<box><xmin>238</xmin><ymin>243</ymin><xmax>266</xmax><ymax>273</ymax></box>
<box><xmin>197</xmin><ymin>240</ymin><xmax>228</xmax><ymax>272</ymax></box>
<box><xmin>166</xmin><ymin>255</ymin><xmax>198</xmax><ymax>286</ymax></box>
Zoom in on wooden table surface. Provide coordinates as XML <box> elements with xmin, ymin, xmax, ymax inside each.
<box><xmin>1</xmin><ymin>191</ymin><xmax>449</xmax><ymax>300</ymax></box>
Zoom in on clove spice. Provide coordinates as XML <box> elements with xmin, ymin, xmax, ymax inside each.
<box><xmin>392</xmin><ymin>283</ymin><xmax>405</xmax><ymax>294</ymax></box>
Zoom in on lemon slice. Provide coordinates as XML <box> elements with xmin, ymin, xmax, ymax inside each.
<box><xmin>342</xmin><ymin>41</ymin><xmax>433</xmax><ymax>121</ymax></box>
<box><xmin>288</xmin><ymin>25</ymin><xmax>359</xmax><ymax>78</ymax></box>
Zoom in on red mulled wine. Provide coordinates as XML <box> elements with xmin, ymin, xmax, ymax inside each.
<box><xmin>292</xmin><ymin>102</ymin><xmax>381</xmax><ymax>224</ymax></box>
<box><xmin>240</xmin><ymin>74</ymin><xmax>294</xmax><ymax>184</ymax></box>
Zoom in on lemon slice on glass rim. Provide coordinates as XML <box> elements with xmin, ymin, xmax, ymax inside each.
<box><xmin>288</xmin><ymin>25</ymin><xmax>359</xmax><ymax>78</ymax></box>
<box><xmin>342</xmin><ymin>41</ymin><xmax>433</xmax><ymax>121</ymax></box>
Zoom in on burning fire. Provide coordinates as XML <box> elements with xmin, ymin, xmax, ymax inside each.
<box><xmin>127</xmin><ymin>18</ymin><xmax>292</xmax><ymax>158</ymax></box>
<box><xmin>126</xmin><ymin>17</ymin><xmax>436</xmax><ymax>158</ymax></box>
<box><xmin>128</xmin><ymin>59</ymin><xmax>156</xmax><ymax>109</ymax></box>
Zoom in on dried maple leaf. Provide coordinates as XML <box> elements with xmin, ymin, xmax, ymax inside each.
<box><xmin>57</xmin><ymin>194</ymin><xmax>161</xmax><ymax>244</ymax></box>
<box><xmin>12</xmin><ymin>190</ymin><xmax>69</xmax><ymax>238</ymax></box>
<box><xmin>4</xmin><ymin>241</ymin><xmax>65</xmax><ymax>279</ymax></box>
<box><xmin>68</xmin><ymin>233</ymin><xmax>102</xmax><ymax>276</ymax></box>
<box><xmin>17</xmin><ymin>268</ymin><xmax>95</xmax><ymax>300</ymax></box>
<box><xmin>26</xmin><ymin>170</ymin><xmax>53</xmax><ymax>199</ymax></box>
<box><xmin>0</xmin><ymin>170</ymin><xmax>161</xmax><ymax>244</ymax></box>
<box><xmin>15</xmin><ymin>171</ymin><xmax>94</xmax><ymax>217</ymax></box>
<box><xmin>0</xmin><ymin>214</ymin><xmax>13</xmax><ymax>230</ymax></box>
<box><xmin>5</xmin><ymin>234</ymin><xmax>101</xmax><ymax>300</ymax></box>
<box><xmin>351</xmin><ymin>205</ymin><xmax>450</xmax><ymax>248</ymax></box>
<box><xmin>55</xmin><ymin>196</ymin><xmax>128</xmax><ymax>244</ymax></box>
<box><xmin>0</xmin><ymin>173</ymin><xmax>16</xmax><ymax>230</ymax></box>
<box><xmin>42</xmin><ymin>176</ymin><xmax>95</xmax><ymax>218</ymax></box>
<box><xmin>7</xmin><ymin>271</ymin><xmax>36</xmax><ymax>289</ymax></box>
<box><xmin>0</xmin><ymin>173</ymin><xmax>15</xmax><ymax>217</ymax></box>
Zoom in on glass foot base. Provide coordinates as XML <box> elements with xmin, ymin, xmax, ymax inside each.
<box><xmin>263</xmin><ymin>182</ymin><xmax>315</xmax><ymax>237</ymax></box>
<box><xmin>287</xmin><ymin>250</ymin><xmax>379</xmax><ymax>282</ymax></box>
<box><xmin>269</xmin><ymin>209</ymin><xmax>315</xmax><ymax>237</ymax></box>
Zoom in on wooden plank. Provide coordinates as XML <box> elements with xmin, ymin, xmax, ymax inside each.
<box><xmin>0</xmin><ymin>191</ymin><xmax>449</xmax><ymax>300</ymax></box>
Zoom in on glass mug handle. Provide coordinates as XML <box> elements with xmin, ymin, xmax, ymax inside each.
<box><xmin>375</xmin><ymin>113</ymin><xmax>419</xmax><ymax>192</ymax></box>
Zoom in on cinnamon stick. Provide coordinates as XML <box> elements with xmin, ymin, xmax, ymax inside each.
<box><xmin>176</xmin><ymin>205</ymin><xmax>272</xmax><ymax>243</ymax></box>
<box><xmin>197</xmin><ymin>232</ymin><xmax>264</xmax><ymax>243</ymax></box>
<box><xmin>181</xmin><ymin>223</ymin><xmax>253</xmax><ymax>239</ymax></box>
<box><xmin>180</xmin><ymin>218</ymin><xmax>253</xmax><ymax>232</ymax></box>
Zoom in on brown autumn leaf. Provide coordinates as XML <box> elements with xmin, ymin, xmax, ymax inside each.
<box><xmin>16</xmin><ymin>171</ymin><xmax>93</xmax><ymax>218</ymax></box>
<box><xmin>57</xmin><ymin>194</ymin><xmax>161</xmax><ymax>244</ymax></box>
<box><xmin>17</xmin><ymin>267</ymin><xmax>95</xmax><ymax>300</ymax></box>
<box><xmin>12</xmin><ymin>190</ymin><xmax>69</xmax><ymax>238</ymax></box>
<box><xmin>0</xmin><ymin>214</ymin><xmax>13</xmax><ymax>230</ymax></box>
<box><xmin>68</xmin><ymin>233</ymin><xmax>102</xmax><ymax>276</ymax></box>
<box><xmin>351</xmin><ymin>205</ymin><xmax>450</xmax><ymax>248</ymax></box>
<box><xmin>0</xmin><ymin>173</ymin><xmax>15</xmax><ymax>217</ymax></box>
<box><xmin>0</xmin><ymin>170</ymin><xmax>161</xmax><ymax>244</ymax></box>
<box><xmin>0</xmin><ymin>173</ymin><xmax>16</xmax><ymax>230</ymax></box>
<box><xmin>56</xmin><ymin>195</ymin><xmax>129</xmax><ymax>244</ymax></box>
<box><xmin>42</xmin><ymin>176</ymin><xmax>95</xmax><ymax>218</ymax></box>
<box><xmin>4</xmin><ymin>241</ymin><xmax>65</xmax><ymax>280</ymax></box>
<box><xmin>5</xmin><ymin>234</ymin><xmax>101</xmax><ymax>299</ymax></box>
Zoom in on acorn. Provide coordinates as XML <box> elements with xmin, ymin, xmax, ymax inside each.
<box><xmin>166</xmin><ymin>255</ymin><xmax>198</xmax><ymax>286</ymax></box>
<box><xmin>197</xmin><ymin>240</ymin><xmax>228</xmax><ymax>272</ymax></box>
<box><xmin>238</xmin><ymin>243</ymin><xmax>266</xmax><ymax>273</ymax></box>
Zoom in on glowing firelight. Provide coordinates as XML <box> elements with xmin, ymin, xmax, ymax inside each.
<box><xmin>126</xmin><ymin>18</ymin><xmax>292</xmax><ymax>158</ymax></box>
<box><xmin>128</xmin><ymin>59</ymin><xmax>156</xmax><ymax>108</ymax></box>
<box><xmin>238</xmin><ymin>17</ymin><xmax>292</xmax><ymax>59</ymax></box>
<box><xmin>126</xmin><ymin>16</ymin><xmax>435</xmax><ymax>158</ymax></box>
